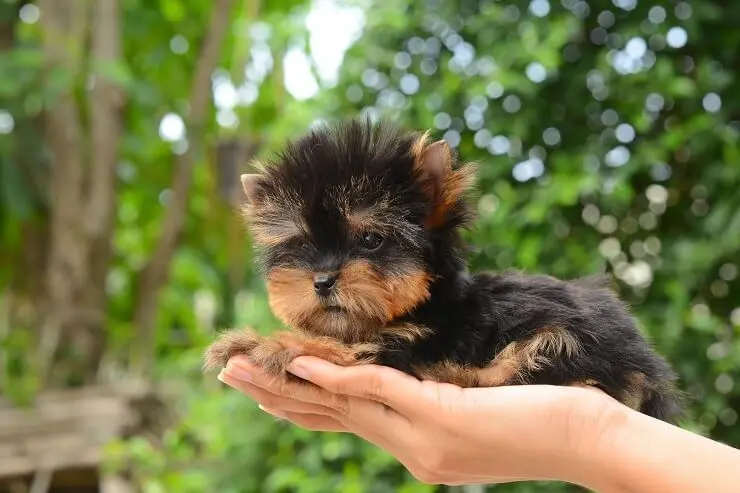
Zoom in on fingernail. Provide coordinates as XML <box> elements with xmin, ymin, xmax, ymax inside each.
<box><xmin>225</xmin><ymin>361</ymin><xmax>253</xmax><ymax>382</ymax></box>
<box><xmin>287</xmin><ymin>361</ymin><xmax>310</xmax><ymax>380</ymax></box>
<box><xmin>259</xmin><ymin>404</ymin><xmax>286</xmax><ymax>419</ymax></box>
<box><xmin>217</xmin><ymin>369</ymin><xmax>235</xmax><ymax>388</ymax></box>
<box><xmin>258</xmin><ymin>404</ymin><xmax>277</xmax><ymax>414</ymax></box>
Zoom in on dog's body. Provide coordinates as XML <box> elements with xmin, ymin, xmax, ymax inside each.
<box><xmin>204</xmin><ymin>118</ymin><xmax>683</xmax><ymax>423</ymax></box>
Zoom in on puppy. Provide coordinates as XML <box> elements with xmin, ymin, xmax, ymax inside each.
<box><xmin>203</xmin><ymin>117</ymin><xmax>683</xmax><ymax>423</ymax></box>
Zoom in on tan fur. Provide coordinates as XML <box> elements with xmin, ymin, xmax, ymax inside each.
<box><xmin>414</xmin><ymin>360</ymin><xmax>482</xmax><ymax>387</ymax></box>
<box><xmin>264</xmin><ymin>261</ymin><xmax>432</xmax><ymax>343</ymax></box>
<box><xmin>346</xmin><ymin>208</ymin><xmax>387</xmax><ymax>234</ymax></box>
<box><xmin>410</xmin><ymin>130</ymin><xmax>432</xmax><ymax>163</ymax></box>
<box><xmin>266</xmin><ymin>267</ymin><xmax>319</xmax><ymax>327</ymax></box>
<box><xmin>239</xmin><ymin>180</ymin><xmax>306</xmax><ymax>247</ymax></box>
<box><xmin>388</xmin><ymin>270</ymin><xmax>432</xmax><ymax>318</ymax></box>
<box><xmin>266</xmin><ymin>275</ymin><xmax>373</xmax><ymax>343</ymax></box>
<box><xmin>475</xmin><ymin>359</ymin><xmax>519</xmax><ymax>386</ymax></box>
<box><xmin>344</xmin><ymin>199</ymin><xmax>425</xmax><ymax>249</ymax></box>
<box><xmin>414</xmin><ymin>327</ymin><xmax>583</xmax><ymax>388</ymax></box>
<box><xmin>411</xmin><ymin>133</ymin><xmax>446</xmax><ymax>200</ymax></box>
<box><xmin>482</xmin><ymin>327</ymin><xmax>583</xmax><ymax>384</ymax></box>
<box><xmin>249</xmin><ymin>218</ymin><xmax>303</xmax><ymax>246</ymax></box>
<box><xmin>410</xmin><ymin>133</ymin><xmax>477</xmax><ymax>229</ymax></box>
<box><xmin>339</xmin><ymin>260</ymin><xmax>432</xmax><ymax>320</ymax></box>
<box><xmin>203</xmin><ymin>327</ymin><xmax>379</xmax><ymax>376</ymax></box>
<box><xmin>380</xmin><ymin>323</ymin><xmax>433</xmax><ymax>342</ymax></box>
<box><xmin>621</xmin><ymin>371</ymin><xmax>649</xmax><ymax>410</ymax></box>
<box><xmin>203</xmin><ymin>327</ymin><xmax>264</xmax><ymax>372</ymax></box>
<box><xmin>424</xmin><ymin>164</ymin><xmax>477</xmax><ymax>228</ymax></box>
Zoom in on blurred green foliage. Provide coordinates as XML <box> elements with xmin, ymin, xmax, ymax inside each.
<box><xmin>1</xmin><ymin>0</ymin><xmax>739</xmax><ymax>491</ymax></box>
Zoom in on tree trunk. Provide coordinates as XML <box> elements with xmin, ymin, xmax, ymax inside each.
<box><xmin>37</xmin><ymin>0</ymin><xmax>93</xmax><ymax>385</ymax></box>
<box><xmin>35</xmin><ymin>0</ymin><xmax>124</xmax><ymax>386</ymax></box>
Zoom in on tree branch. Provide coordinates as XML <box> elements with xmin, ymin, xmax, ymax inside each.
<box><xmin>87</xmin><ymin>0</ymin><xmax>124</xmax><ymax>239</ymax></box>
<box><xmin>131</xmin><ymin>0</ymin><xmax>236</xmax><ymax>375</ymax></box>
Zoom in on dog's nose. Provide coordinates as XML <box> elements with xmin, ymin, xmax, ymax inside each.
<box><xmin>313</xmin><ymin>272</ymin><xmax>338</xmax><ymax>297</ymax></box>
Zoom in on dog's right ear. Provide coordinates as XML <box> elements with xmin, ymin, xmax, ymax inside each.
<box><xmin>240</xmin><ymin>173</ymin><xmax>262</xmax><ymax>206</ymax></box>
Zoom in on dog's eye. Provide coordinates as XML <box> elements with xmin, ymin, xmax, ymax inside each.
<box><xmin>359</xmin><ymin>232</ymin><xmax>383</xmax><ymax>250</ymax></box>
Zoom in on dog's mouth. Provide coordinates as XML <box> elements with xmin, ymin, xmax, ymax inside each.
<box><xmin>319</xmin><ymin>297</ymin><xmax>346</xmax><ymax>313</ymax></box>
<box><xmin>322</xmin><ymin>305</ymin><xmax>344</xmax><ymax>313</ymax></box>
<box><xmin>316</xmin><ymin>291</ymin><xmax>345</xmax><ymax>313</ymax></box>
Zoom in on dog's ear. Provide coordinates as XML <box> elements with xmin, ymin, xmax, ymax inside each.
<box><xmin>412</xmin><ymin>134</ymin><xmax>476</xmax><ymax>228</ymax></box>
<box><xmin>417</xmin><ymin>140</ymin><xmax>452</xmax><ymax>199</ymax></box>
<box><xmin>412</xmin><ymin>135</ymin><xmax>453</xmax><ymax>201</ymax></box>
<box><xmin>240</xmin><ymin>173</ymin><xmax>263</xmax><ymax>206</ymax></box>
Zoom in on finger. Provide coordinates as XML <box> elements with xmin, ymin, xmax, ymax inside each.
<box><xmin>221</xmin><ymin>369</ymin><xmax>411</xmax><ymax>455</ymax></box>
<box><xmin>219</xmin><ymin>370</ymin><xmax>337</xmax><ymax>417</ymax></box>
<box><xmin>328</xmin><ymin>412</ymin><xmax>421</xmax><ymax>469</ymax></box>
<box><xmin>285</xmin><ymin>356</ymin><xmax>426</xmax><ymax>418</ymax></box>
<box><xmin>220</xmin><ymin>358</ymin><xmax>410</xmax><ymax>442</ymax></box>
<box><xmin>283</xmin><ymin>409</ymin><xmax>419</xmax><ymax>470</ymax></box>
<box><xmin>260</xmin><ymin>407</ymin><xmax>349</xmax><ymax>433</ymax></box>
<box><xmin>442</xmin><ymin>477</ymin><xmax>529</xmax><ymax>486</ymax></box>
<box><xmin>263</xmin><ymin>405</ymin><xmax>418</xmax><ymax>470</ymax></box>
<box><xmin>226</xmin><ymin>357</ymin><xmax>353</xmax><ymax>413</ymax></box>
<box><xmin>222</xmin><ymin>359</ymin><xmax>422</xmax><ymax>476</ymax></box>
<box><xmin>224</xmin><ymin>358</ymin><xmax>410</xmax><ymax>435</ymax></box>
<box><xmin>226</xmin><ymin>357</ymin><xmax>417</xmax><ymax>453</ymax></box>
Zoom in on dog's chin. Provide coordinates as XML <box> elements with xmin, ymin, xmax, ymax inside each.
<box><xmin>288</xmin><ymin>306</ymin><xmax>382</xmax><ymax>343</ymax></box>
<box><xmin>322</xmin><ymin>305</ymin><xmax>344</xmax><ymax>313</ymax></box>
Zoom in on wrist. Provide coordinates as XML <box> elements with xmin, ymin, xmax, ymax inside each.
<box><xmin>554</xmin><ymin>389</ymin><xmax>635</xmax><ymax>492</ymax></box>
<box><xmin>590</xmin><ymin>403</ymin><xmax>740</xmax><ymax>493</ymax></box>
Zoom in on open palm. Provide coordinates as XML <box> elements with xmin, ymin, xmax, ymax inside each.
<box><xmin>219</xmin><ymin>355</ymin><xmax>619</xmax><ymax>486</ymax></box>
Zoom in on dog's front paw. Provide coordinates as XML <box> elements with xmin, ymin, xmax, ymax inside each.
<box><xmin>203</xmin><ymin>328</ymin><xmax>304</xmax><ymax>379</ymax></box>
<box><xmin>241</xmin><ymin>333</ymin><xmax>302</xmax><ymax>377</ymax></box>
<box><xmin>202</xmin><ymin>327</ymin><xmax>264</xmax><ymax>372</ymax></box>
<box><xmin>203</xmin><ymin>329</ymin><xmax>379</xmax><ymax>380</ymax></box>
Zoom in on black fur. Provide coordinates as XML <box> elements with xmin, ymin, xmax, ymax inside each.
<box><xmin>249</xmin><ymin>119</ymin><xmax>453</xmax><ymax>280</ymax></box>
<box><xmin>229</xmin><ymin>117</ymin><xmax>684</xmax><ymax>423</ymax></box>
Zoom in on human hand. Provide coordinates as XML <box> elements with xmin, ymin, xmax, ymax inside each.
<box><xmin>218</xmin><ymin>356</ymin><xmax>627</xmax><ymax>487</ymax></box>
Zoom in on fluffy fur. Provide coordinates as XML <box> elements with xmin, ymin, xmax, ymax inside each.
<box><xmin>203</xmin><ymin>117</ymin><xmax>684</xmax><ymax>423</ymax></box>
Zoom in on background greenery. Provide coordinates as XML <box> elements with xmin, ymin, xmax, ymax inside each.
<box><xmin>1</xmin><ymin>0</ymin><xmax>738</xmax><ymax>491</ymax></box>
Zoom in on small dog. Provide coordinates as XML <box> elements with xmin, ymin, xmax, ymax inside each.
<box><xmin>204</xmin><ymin>118</ymin><xmax>683</xmax><ymax>423</ymax></box>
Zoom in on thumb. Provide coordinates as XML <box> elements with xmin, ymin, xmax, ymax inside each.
<box><xmin>286</xmin><ymin>356</ymin><xmax>424</xmax><ymax>416</ymax></box>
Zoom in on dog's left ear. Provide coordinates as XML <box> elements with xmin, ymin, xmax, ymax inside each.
<box><xmin>240</xmin><ymin>173</ymin><xmax>263</xmax><ymax>206</ymax></box>
<box><xmin>414</xmin><ymin>139</ymin><xmax>452</xmax><ymax>201</ymax></box>
<box><xmin>413</xmin><ymin>135</ymin><xmax>476</xmax><ymax>228</ymax></box>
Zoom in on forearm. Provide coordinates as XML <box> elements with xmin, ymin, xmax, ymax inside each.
<box><xmin>578</xmin><ymin>405</ymin><xmax>740</xmax><ymax>492</ymax></box>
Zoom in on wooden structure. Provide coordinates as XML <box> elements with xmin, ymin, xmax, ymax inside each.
<box><xmin>0</xmin><ymin>382</ymin><xmax>156</xmax><ymax>493</ymax></box>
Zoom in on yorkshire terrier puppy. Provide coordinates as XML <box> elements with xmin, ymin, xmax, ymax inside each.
<box><xmin>204</xmin><ymin>118</ymin><xmax>683</xmax><ymax>423</ymax></box>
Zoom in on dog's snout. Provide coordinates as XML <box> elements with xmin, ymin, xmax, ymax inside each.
<box><xmin>313</xmin><ymin>272</ymin><xmax>338</xmax><ymax>297</ymax></box>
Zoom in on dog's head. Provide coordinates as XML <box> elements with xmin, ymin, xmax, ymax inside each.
<box><xmin>240</xmin><ymin>118</ymin><xmax>476</xmax><ymax>341</ymax></box>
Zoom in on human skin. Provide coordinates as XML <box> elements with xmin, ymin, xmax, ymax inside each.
<box><xmin>218</xmin><ymin>355</ymin><xmax>740</xmax><ymax>492</ymax></box>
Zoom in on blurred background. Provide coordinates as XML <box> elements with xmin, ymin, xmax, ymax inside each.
<box><xmin>1</xmin><ymin>0</ymin><xmax>738</xmax><ymax>491</ymax></box>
